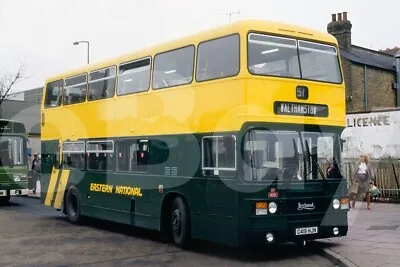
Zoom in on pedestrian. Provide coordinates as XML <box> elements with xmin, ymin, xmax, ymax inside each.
<box><xmin>350</xmin><ymin>154</ymin><xmax>372</xmax><ymax>210</ymax></box>
<box><xmin>32</xmin><ymin>153</ymin><xmax>40</xmax><ymax>194</ymax></box>
<box><xmin>326</xmin><ymin>157</ymin><xmax>343</xmax><ymax>179</ymax></box>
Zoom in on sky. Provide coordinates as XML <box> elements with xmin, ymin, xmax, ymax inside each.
<box><xmin>0</xmin><ymin>0</ymin><xmax>399</xmax><ymax>93</ymax></box>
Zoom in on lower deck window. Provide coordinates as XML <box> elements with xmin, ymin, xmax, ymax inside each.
<box><xmin>116</xmin><ymin>139</ymin><xmax>149</xmax><ymax>173</ymax></box>
<box><xmin>87</xmin><ymin>140</ymin><xmax>114</xmax><ymax>171</ymax></box>
<box><xmin>202</xmin><ymin>135</ymin><xmax>236</xmax><ymax>176</ymax></box>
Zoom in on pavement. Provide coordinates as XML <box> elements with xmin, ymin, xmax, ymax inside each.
<box><xmin>319</xmin><ymin>201</ymin><xmax>400</xmax><ymax>267</ymax></box>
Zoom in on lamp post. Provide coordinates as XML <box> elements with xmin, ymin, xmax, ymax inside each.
<box><xmin>73</xmin><ymin>40</ymin><xmax>90</xmax><ymax>64</ymax></box>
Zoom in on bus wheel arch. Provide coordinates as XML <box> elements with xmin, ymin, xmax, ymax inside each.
<box><xmin>160</xmin><ymin>193</ymin><xmax>191</xmax><ymax>248</ymax></box>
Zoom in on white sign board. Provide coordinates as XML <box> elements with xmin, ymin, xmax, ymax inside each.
<box><xmin>341</xmin><ymin>110</ymin><xmax>399</xmax><ymax>159</ymax></box>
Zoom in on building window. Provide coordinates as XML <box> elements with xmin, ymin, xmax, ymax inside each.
<box><xmin>86</xmin><ymin>140</ymin><xmax>114</xmax><ymax>171</ymax></box>
<box><xmin>196</xmin><ymin>35</ymin><xmax>240</xmax><ymax>82</ymax></box>
<box><xmin>62</xmin><ymin>141</ymin><xmax>85</xmax><ymax>170</ymax></box>
<box><xmin>152</xmin><ymin>46</ymin><xmax>195</xmax><ymax>89</ymax></box>
<box><xmin>63</xmin><ymin>74</ymin><xmax>87</xmax><ymax>105</ymax></box>
<box><xmin>116</xmin><ymin>139</ymin><xmax>149</xmax><ymax>173</ymax></box>
<box><xmin>88</xmin><ymin>66</ymin><xmax>116</xmax><ymax>101</ymax></box>
<box><xmin>117</xmin><ymin>57</ymin><xmax>151</xmax><ymax>96</ymax></box>
<box><xmin>44</xmin><ymin>80</ymin><xmax>63</xmax><ymax>108</ymax></box>
<box><xmin>202</xmin><ymin>135</ymin><xmax>236</xmax><ymax>176</ymax></box>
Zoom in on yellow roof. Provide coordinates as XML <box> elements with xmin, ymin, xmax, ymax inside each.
<box><xmin>45</xmin><ymin>19</ymin><xmax>337</xmax><ymax>83</ymax></box>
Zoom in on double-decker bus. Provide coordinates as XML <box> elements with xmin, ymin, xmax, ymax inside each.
<box><xmin>0</xmin><ymin>119</ymin><xmax>29</xmax><ymax>204</ymax></box>
<box><xmin>40</xmin><ymin>19</ymin><xmax>349</xmax><ymax>248</ymax></box>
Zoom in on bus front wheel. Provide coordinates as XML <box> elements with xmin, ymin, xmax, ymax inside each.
<box><xmin>65</xmin><ymin>186</ymin><xmax>82</xmax><ymax>224</ymax></box>
<box><xmin>170</xmin><ymin>196</ymin><xmax>190</xmax><ymax>248</ymax></box>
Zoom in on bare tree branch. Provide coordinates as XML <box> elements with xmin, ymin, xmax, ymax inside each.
<box><xmin>0</xmin><ymin>63</ymin><xmax>26</xmax><ymax>105</ymax></box>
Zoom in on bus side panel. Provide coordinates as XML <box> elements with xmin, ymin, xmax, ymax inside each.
<box><xmin>203</xmin><ymin>177</ymin><xmax>239</xmax><ymax>246</ymax></box>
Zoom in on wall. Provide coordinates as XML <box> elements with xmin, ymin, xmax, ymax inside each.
<box><xmin>346</xmin><ymin>62</ymin><xmax>396</xmax><ymax>112</ymax></box>
<box><xmin>341</xmin><ymin>109</ymin><xmax>400</xmax><ymax>159</ymax></box>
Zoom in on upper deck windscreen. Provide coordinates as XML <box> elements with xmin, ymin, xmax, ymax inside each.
<box><xmin>248</xmin><ymin>33</ymin><xmax>342</xmax><ymax>84</ymax></box>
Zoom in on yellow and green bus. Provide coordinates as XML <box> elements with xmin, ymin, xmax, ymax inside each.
<box><xmin>0</xmin><ymin>119</ymin><xmax>29</xmax><ymax>204</ymax></box>
<box><xmin>40</xmin><ymin>19</ymin><xmax>349</xmax><ymax>247</ymax></box>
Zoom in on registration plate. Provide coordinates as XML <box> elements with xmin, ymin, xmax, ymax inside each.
<box><xmin>295</xmin><ymin>226</ymin><xmax>318</xmax><ymax>236</ymax></box>
<box><xmin>0</xmin><ymin>190</ymin><xmax>6</xmax><ymax>196</ymax></box>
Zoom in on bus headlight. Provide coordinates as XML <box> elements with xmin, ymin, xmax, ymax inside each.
<box><xmin>332</xmin><ymin>199</ymin><xmax>340</xmax><ymax>209</ymax></box>
<box><xmin>255</xmin><ymin>202</ymin><xmax>268</xmax><ymax>215</ymax></box>
<box><xmin>268</xmin><ymin>202</ymin><xmax>277</xmax><ymax>214</ymax></box>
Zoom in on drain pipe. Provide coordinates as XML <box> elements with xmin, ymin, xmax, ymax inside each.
<box><xmin>364</xmin><ymin>65</ymin><xmax>368</xmax><ymax>111</ymax></box>
<box><xmin>395</xmin><ymin>51</ymin><xmax>400</xmax><ymax>107</ymax></box>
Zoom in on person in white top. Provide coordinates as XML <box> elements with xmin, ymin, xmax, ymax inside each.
<box><xmin>351</xmin><ymin>154</ymin><xmax>372</xmax><ymax>210</ymax></box>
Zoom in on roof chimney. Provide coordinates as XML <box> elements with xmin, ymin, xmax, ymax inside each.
<box><xmin>327</xmin><ymin>12</ymin><xmax>352</xmax><ymax>51</ymax></box>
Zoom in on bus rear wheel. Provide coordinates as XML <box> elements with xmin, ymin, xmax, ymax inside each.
<box><xmin>170</xmin><ymin>196</ymin><xmax>190</xmax><ymax>248</ymax></box>
<box><xmin>0</xmin><ymin>195</ymin><xmax>10</xmax><ymax>205</ymax></box>
<box><xmin>65</xmin><ymin>186</ymin><xmax>82</xmax><ymax>224</ymax></box>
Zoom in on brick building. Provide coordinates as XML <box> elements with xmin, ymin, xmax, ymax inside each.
<box><xmin>327</xmin><ymin>12</ymin><xmax>400</xmax><ymax>113</ymax></box>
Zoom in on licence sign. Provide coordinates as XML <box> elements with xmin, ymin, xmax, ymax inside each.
<box><xmin>295</xmin><ymin>226</ymin><xmax>318</xmax><ymax>236</ymax></box>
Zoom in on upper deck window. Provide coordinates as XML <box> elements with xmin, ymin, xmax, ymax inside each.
<box><xmin>248</xmin><ymin>33</ymin><xmax>342</xmax><ymax>84</ymax></box>
<box><xmin>298</xmin><ymin>40</ymin><xmax>342</xmax><ymax>83</ymax></box>
<box><xmin>63</xmin><ymin>74</ymin><xmax>87</xmax><ymax>105</ymax></box>
<box><xmin>117</xmin><ymin>57</ymin><xmax>151</xmax><ymax>96</ymax></box>
<box><xmin>152</xmin><ymin>46</ymin><xmax>195</xmax><ymax>90</ymax></box>
<box><xmin>196</xmin><ymin>34</ymin><xmax>240</xmax><ymax>82</ymax></box>
<box><xmin>44</xmin><ymin>80</ymin><xmax>63</xmax><ymax>108</ymax></box>
<box><xmin>88</xmin><ymin>66</ymin><xmax>116</xmax><ymax>101</ymax></box>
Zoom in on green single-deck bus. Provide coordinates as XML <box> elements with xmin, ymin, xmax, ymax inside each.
<box><xmin>40</xmin><ymin>20</ymin><xmax>349</xmax><ymax>248</ymax></box>
<box><xmin>0</xmin><ymin>119</ymin><xmax>29</xmax><ymax>204</ymax></box>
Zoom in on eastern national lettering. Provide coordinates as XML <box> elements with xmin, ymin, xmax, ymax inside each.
<box><xmin>89</xmin><ymin>183</ymin><xmax>143</xmax><ymax>197</ymax></box>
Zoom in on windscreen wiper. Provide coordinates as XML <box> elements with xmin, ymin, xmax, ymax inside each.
<box><xmin>305</xmin><ymin>140</ymin><xmax>326</xmax><ymax>180</ymax></box>
<box><xmin>298</xmin><ymin>133</ymin><xmax>307</xmax><ymax>180</ymax></box>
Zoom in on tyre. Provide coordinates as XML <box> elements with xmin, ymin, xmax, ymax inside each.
<box><xmin>170</xmin><ymin>196</ymin><xmax>190</xmax><ymax>248</ymax></box>
<box><xmin>65</xmin><ymin>186</ymin><xmax>82</xmax><ymax>224</ymax></box>
<box><xmin>0</xmin><ymin>194</ymin><xmax>10</xmax><ymax>205</ymax></box>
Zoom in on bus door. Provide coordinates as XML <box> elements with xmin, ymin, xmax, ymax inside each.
<box><xmin>203</xmin><ymin>135</ymin><xmax>238</xmax><ymax>245</ymax></box>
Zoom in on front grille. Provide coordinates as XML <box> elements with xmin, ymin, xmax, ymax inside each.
<box><xmin>286</xmin><ymin>213</ymin><xmax>325</xmax><ymax>223</ymax></box>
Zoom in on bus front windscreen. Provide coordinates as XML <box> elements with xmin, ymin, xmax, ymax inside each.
<box><xmin>242</xmin><ymin>129</ymin><xmax>343</xmax><ymax>182</ymax></box>
<box><xmin>247</xmin><ymin>33</ymin><xmax>342</xmax><ymax>84</ymax></box>
<box><xmin>0</xmin><ymin>136</ymin><xmax>25</xmax><ymax>167</ymax></box>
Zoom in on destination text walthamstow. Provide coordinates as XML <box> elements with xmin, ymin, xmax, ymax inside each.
<box><xmin>280</xmin><ymin>103</ymin><xmax>317</xmax><ymax>115</ymax></box>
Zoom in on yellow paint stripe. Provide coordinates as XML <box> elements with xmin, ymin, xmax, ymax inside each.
<box><xmin>44</xmin><ymin>167</ymin><xmax>59</xmax><ymax>206</ymax></box>
<box><xmin>53</xmin><ymin>170</ymin><xmax>70</xmax><ymax>209</ymax></box>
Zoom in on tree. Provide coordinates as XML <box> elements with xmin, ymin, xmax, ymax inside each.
<box><xmin>0</xmin><ymin>63</ymin><xmax>26</xmax><ymax>105</ymax></box>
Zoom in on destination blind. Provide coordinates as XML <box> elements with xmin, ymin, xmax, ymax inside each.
<box><xmin>274</xmin><ymin>101</ymin><xmax>329</xmax><ymax>117</ymax></box>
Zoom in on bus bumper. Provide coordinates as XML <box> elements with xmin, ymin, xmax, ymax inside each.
<box><xmin>239</xmin><ymin>225</ymin><xmax>348</xmax><ymax>246</ymax></box>
<box><xmin>10</xmin><ymin>189</ymin><xmax>29</xmax><ymax>196</ymax></box>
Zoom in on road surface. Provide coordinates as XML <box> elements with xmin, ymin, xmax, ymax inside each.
<box><xmin>0</xmin><ymin>197</ymin><xmax>337</xmax><ymax>267</ymax></box>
